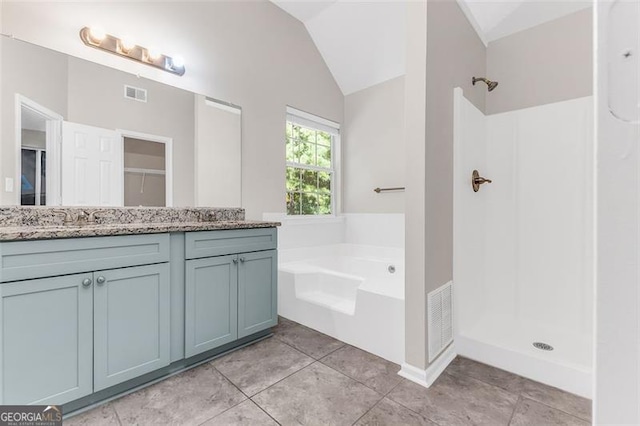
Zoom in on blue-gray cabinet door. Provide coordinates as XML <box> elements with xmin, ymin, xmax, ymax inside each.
<box><xmin>185</xmin><ymin>256</ymin><xmax>238</xmax><ymax>357</ymax></box>
<box><xmin>93</xmin><ymin>263</ymin><xmax>170</xmax><ymax>391</ymax></box>
<box><xmin>238</xmin><ymin>250</ymin><xmax>277</xmax><ymax>339</ymax></box>
<box><xmin>0</xmin><ymin>273</ymin><xmax>93</xmax><ymax>405</ymax></box>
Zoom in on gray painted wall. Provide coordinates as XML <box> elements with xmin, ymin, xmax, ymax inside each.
<box><xmin>343</xmin><ymin>76</ymin><xmax>405</xmax><ymax>213</ymax></box>
<box><xmin>66</xmin><ymin>56</ymin><xmax>194</xmax><ymax>207</ymax></box>
<box><xmin>404</xmin><ymin>0</ymin><xmax>428</xmax><ymax>369</ymax></box>
<box><xmin>0</xmin><ymin>37</ymin><xmax>68</xmax><ymax>205</ymax></box>
<box><xmin>486</xmin><ymin>8</ymin><xmax>593</xmax><ymax>115</ymax></box>
<box><xmin>1</xmin><ymin>1</ymin><xmax>344</xmax><ymax>219</ymax></box>
<box><xmin>1</xmin><ymin>38</ymin><xmax>195</xmax><ymax>206</ymax></box>
<box><xmin>404</xmin><ymin>0</ymin><xmax>486</xmax><ymax>370</ymax></box>
<box><xmin>425</xmin><ymin>0</ymin><xmax>486</xmax><ymax>294</ymax></box>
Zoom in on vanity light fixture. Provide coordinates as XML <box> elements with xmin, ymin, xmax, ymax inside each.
<box><xmin>79</xmin><ymin>26</ymin><xmax>185</xmax><ymax>76</ymax></box>
<box><xmin>118</xmin><ymin>37</ymin><xmax>136</xmax><ymax>55</ymax></box>
<box><xmin>88</xmin><ymin>27</ymin><xmax>106</xmax><ymax>44</ymax></box>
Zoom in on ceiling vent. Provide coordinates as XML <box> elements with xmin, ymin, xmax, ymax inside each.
<box><xmin>124</xmin><ymin>85</ymin><xmax>147</xmax><ymax>103</ymax></box>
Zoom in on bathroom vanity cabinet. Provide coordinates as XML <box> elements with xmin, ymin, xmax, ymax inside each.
<box><xmin>0</xmin><ymin>227</ymin><xmax>277</xmax><ymax>409</ymax></box>
<box><xmin>185</xmin><ymin>228</ymin><xmax>278</xmax><ymax>357</ymax></box>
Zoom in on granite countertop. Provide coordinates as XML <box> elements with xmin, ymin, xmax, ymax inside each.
<box><xmin>0</xmin><ymin>220</ymin><xmax>280</xmax><ymax>241</ymax></box>
<box><xmin>0</xmin><ymin>207</ymin><xmax>280</xmax><ymax>241</ymax></box>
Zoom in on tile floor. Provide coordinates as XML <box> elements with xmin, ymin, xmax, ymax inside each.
<box><xmin>66</xmin><ymin>317</ymin><xmax>592</xmax><ymax>426</ymax></box>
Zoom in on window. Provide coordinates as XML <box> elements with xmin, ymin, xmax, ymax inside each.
<box><xmin>285</xmin><ymin>108</ymin><xmax>339</xmax><ymax>215</ymax></box>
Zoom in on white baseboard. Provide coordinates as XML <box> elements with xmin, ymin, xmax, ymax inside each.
<box><xmin>398</xmin><ymin>344</ymin><xmax>457</xmax><ymax>388</ymax></box>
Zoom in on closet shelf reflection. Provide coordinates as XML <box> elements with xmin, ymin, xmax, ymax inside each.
<box><xmin>124</xmin><ymin>167</ymin><xmax>166</xmax><ymax>176</ymax></box>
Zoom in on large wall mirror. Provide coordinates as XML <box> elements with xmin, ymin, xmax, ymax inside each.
<box><xmin>1</xmin><ymin>36</ymin><xmax>242</xmax><ymax>208</ymax></box>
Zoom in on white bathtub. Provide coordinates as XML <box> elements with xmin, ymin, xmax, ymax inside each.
<box><xmin>278</xmin><ymin>244</ymin><xmax>405</xmax><ymax>364</ymax></box>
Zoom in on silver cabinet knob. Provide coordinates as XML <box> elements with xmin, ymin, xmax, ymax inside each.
<box><xmin>232</xmin><ymin>258</ymin><xmax>238</xmax><ymax>264</ymax></box>
<box><xmin>82</xmin><ymin>278</ymin><xmax>93</xmax><ymax>287</ymax></box>
<box><xmin>96</xmin><ymin>276</ymin><xmax>106</xmax><ymax>285</ymax></box>
<box><xmin>240</xmin><ymin>257</ymin><xmax>246</xmax><ymax>263</ymax></box>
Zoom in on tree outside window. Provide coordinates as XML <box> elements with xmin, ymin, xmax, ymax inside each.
<box><xmin>285</xmin><ymin>121</ymin><xmax>334</xmax><ymax>215</ymax></box>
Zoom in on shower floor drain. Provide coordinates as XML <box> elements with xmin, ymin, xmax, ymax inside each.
<box><xmin>533</xmin><ymin>342</ymin><xmax>554</xmax><ymax>351</ymax></box>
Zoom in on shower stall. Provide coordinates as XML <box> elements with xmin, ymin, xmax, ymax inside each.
<box><xmin>453</xmin><ymin>87</ymin><xmax>594</xmax><ymax>398</ymax></box>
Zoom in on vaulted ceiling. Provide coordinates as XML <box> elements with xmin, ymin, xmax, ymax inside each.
<box><xmin>270</xmin><ymin>0</ymin><xmax>592</xmax><ymax>95</ymax></box>
<box><xmin>271</xmin><ymin>0</ymin><xmax>406</xmax><ymax>95</ymax></box>
<box><xmin>459</xmin><ymin>0</ymin><xmax>591</xmax><ymax>45</ymax></box>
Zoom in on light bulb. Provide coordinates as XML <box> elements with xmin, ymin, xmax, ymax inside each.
<box><xmin>147</xmin><ymin>47</ymin><xmax>161</xmax><ymax>61</ymax></box>
<box><xmin>88</xmin><ymin>27</ymin><xmax>106</xmax><ymax>43</ymax></box>
<box><xmin>119</xmin><ymin>37</ymin><xmax>136</xmax><ymax>53</ymax></box>
<box><xmin>171</xmin><ymin>55</ymin><xmax>185</xmax><ymax>68</ymax></box>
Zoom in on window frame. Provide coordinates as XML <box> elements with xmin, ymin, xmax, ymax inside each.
<box><xmin>285</xmin><ymin>106</ymin><xmax>340</xmax><ymax>217</ymax></box>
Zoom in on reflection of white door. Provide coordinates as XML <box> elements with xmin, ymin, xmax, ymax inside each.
<box><xmin>61</xmin><ymin>122</ymin><xmax>122</xmax><ymax>206</ymax></box>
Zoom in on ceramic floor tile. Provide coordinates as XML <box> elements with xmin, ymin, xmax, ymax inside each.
<box><xmin>272</xmin><ymin>317</ymin><xmax>345</xmax><ymax>359</ymax></box>
<box><xmin>355</xmin><ymin>398</ymin><xmax>437</xmax><ymax>426</ymax></box>
<box><xmin>509</xmin><ymin>398</ymin><xmax>590</xmax><ymax>426</ymax></box>
<box><xmin>202</xmin><ymin>400</ymin><xmax>278</xmax><ymax>426</ymax></box>
<box><xmin>446</xmin><ymin>357</ymin><xmax>592</xmax><ymax>422</ymax></box>
<box><xmin>517</xmin><ymin>379</ymin><xmax>591</xmax><ymax>422</ymax></box>
<box><xmin>273</xmin><ymin>315</ymin><xmax>296</xmax><ymax>331</ymax></box>
<box><xmin>446</xmin><ymin>357</ymin><xmax>526</xmax><ymax>394</ymax></box>
<box><xmin>212</xmin><ymin>336</ymin><xmax>313</xmax><ymax>396</ymax></box>
<box><xmin>112</xmin><ymin>363</ymin><xmax>246</xmax><ymax>426</ymax></box>
<box><xmin>388</xmin><ymin>373</ymin><xmax>519</xmax><ymax>425</ymax></box>
<box><xmin>65</xmin><ymin>403</ymin><xmax>120</xmax><ymax>426</ymax></box>
<box><xmin>252</xmin><ymin>362</ymin><xmax>382</xmax><ymax>426</ymax></box>
<box><xmin>320</xmin><ymin>345</ymin><xmax>401</xmax><ymax>394</ymax></box>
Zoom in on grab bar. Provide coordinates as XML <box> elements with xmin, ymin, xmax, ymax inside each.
<box><xmin>374</xmin><ymin>187</ymin><xmax>405</xmax><ymax>193</ymax></box>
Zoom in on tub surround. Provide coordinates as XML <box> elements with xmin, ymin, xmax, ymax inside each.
<box><xmin>0</xmin><ymin>207</ymin><xmax>280</xmax><ymax>240</ymax></box>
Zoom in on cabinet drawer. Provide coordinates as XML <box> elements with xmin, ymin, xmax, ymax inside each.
<box><xmin>185</xmin><ymin>228</ymin><xmax>277</xmax><ymax>259</ymax></box>
<box><xmin>0</xmin><ymin>234</ymin><xmax>170</xmax><ymax>282</ymax></box>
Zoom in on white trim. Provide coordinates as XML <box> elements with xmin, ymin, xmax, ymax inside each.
<box><xmin>15</xmin><ymin>94</ymin><xmax>64</xmax><ymax>206</ymax></box>
<box><xmin>455</xmin><ymin>0</ymin><xmax>489</xmax><ymax>47</ymax></box>
<box><xmin>117</xmin><ymin>129</ymin><xmax>173</xmax><ymax>207</ymax></box>
<box><xmin>47</xmin><ymin>120</ymin><xmax>62</xmax><ymax>206</ymax></box>
<box><xmin>398</xmin><ymin>344</ymin><xmax>457</xmax><ymax>388</ymax></box>
<box><xmin>204</xmin><ymin>98</ymin><xmax>242</xmax><ymax>115</ymax></box>
<box><xmin>34</xmin><ymin>149</ymin><xmax>42</xmax><ymax>205</ymax></box>
<box><xmin>285</xmin><ymin>161</ymin><xmax>332</xmax><ymax>174</ymax></box>
<box><xmin>334</xmin><ymin>132</ymin><xmax>342</xmax><ymax>214</ymax></box>
<box><xmin>286</xmin><ymin>106</ymin><xmax>340</xmax><ymax>132</ymax></box>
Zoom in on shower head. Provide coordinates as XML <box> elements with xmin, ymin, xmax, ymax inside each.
<box><xmin>472</xmin><ymin>77</ymin><xmax>499</xmax><ymax>92</ymax></box>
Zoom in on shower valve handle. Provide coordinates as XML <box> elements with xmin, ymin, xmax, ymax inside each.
<box><xmin>475</xmin><ymin>177</ymin><xmax>492</xmax><ymax>184</ymax></box>
<box><xmin>472</xmin><ymin>170</ymin><xmax>492</xmax><ymax>192</ymax></box>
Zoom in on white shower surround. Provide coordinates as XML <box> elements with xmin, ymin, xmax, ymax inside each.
<box><xmin>453</xmin><ymin>89</ymin><xmax>594</xmax><ymax>398</ymax></box>
<box><xmin>266</xmin><ymin>213</ymin><xmax>405</xmax><ymax>364</ymax></box>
